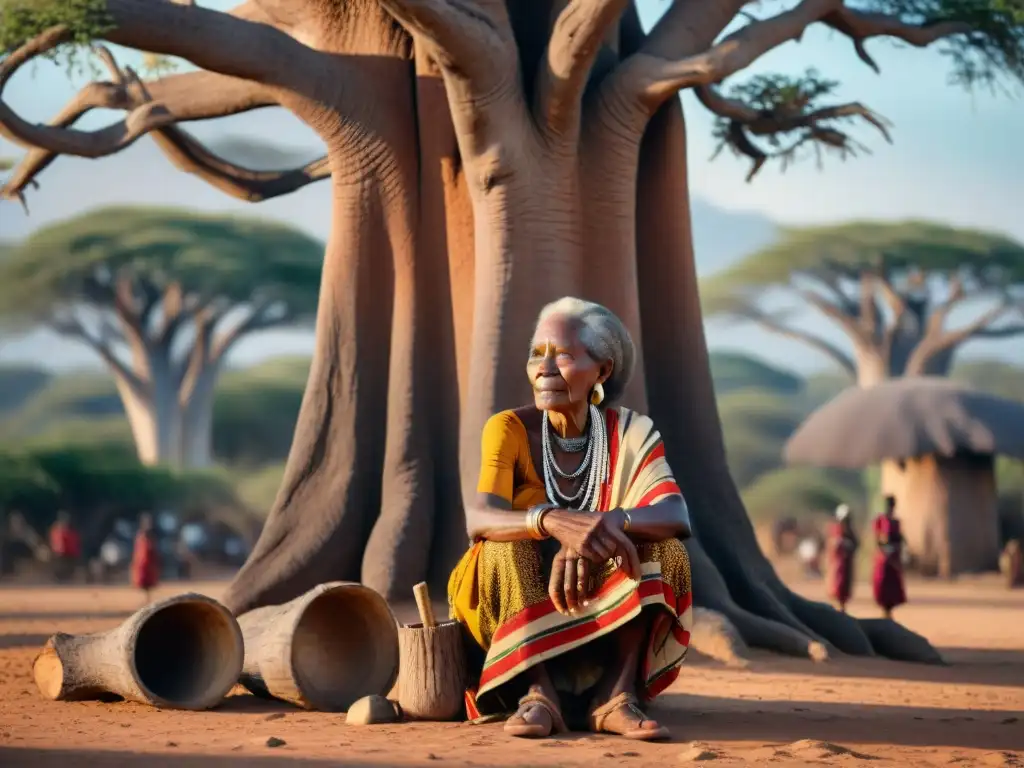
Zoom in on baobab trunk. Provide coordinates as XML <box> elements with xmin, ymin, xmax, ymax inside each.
<box><xmin>634</xmin><ymin>98</ymin><xmax>873</xmax><ymax>657</ymax></box>
<box><xmin>180</xmin><ymin>366</ymin><xmax>219</xmax><ymax>469</ymax></box>
<box><xmin>114</xmin><ymin>371</ymin><xmax>182</xmax><ymax>466</ymax></box>
<box><xmin>222</xmin><ymin>176</ymin><xmax>394</xmax><ymax>614</ymax></box>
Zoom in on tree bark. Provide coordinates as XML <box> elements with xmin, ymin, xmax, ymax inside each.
<box><xmin>113</xmin><ymin>365</ymin><xmax>182</xmax><ymax>466</ymax></box>
<box><xmin>222</xmin><ymin>177</ymin><xmax>395</xmax><ymax>614</ymax></box>
<box><xmin>16</xmin><ymin>0</ymin><xmax>947</xmax><ymax>663</ymax></box>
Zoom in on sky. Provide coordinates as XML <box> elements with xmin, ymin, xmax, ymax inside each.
<box><xmin>1</xmin><ymin>0</ymin><xmax>1022</xmax><ymax>374</ymax></box>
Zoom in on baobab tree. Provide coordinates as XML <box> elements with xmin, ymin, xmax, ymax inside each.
<box><xmin>0</xmin><ymin>207</ymin><xmax>321</xmax><ymax>468</ymax></box>
<box><xmin>2</xmin><ymin>0</ymin><xmax>1021</xmax><ymax>661</ymax></box>
<box><xmin>702</xmin><ymin>222</ymin><xmax>1024</xmax><ymax>387</ymax></box>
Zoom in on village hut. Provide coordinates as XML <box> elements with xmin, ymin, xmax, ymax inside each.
<box><xmin>785</xmin><ymin>377</ymin><xmax>1024</xmax><ymax>577</ymax></box>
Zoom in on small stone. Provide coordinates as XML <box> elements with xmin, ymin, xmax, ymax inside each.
<box><xmin>1001</xmin><ymin>717</ymin><xmax>1019</xmax><ymax>725</ymax></box>
<box><xmin>264</xmin><ymin>712</ymin><xmax>286</xmax><ymax>721</ymax></box>
<box><xmin>346</xmin><ymin>695</ymin><xmax>401</xmax><ymax>725</ymax></box>
<box><xmin>165</xmin><ymin>742</ymin><xmax>177</xmax><ymax>748</ymax></box>
<box><xmin>265</xmin><ymin>737</ymin><xmax>286</xmax><ymax>748</ymax></box>
<box><xmin>426</xmin><ymin>754</ymin><xmax>441</xmax><ymax>760</ymax></box>
<box><xmin>622</xmin><ymin>751</ymin><xmax>641</xmax><ymax>757</ymax></box>
<box><xmin>679</xmin><ymin>742</ymin><xmax>718</xmax><ymax>762</ymax></box>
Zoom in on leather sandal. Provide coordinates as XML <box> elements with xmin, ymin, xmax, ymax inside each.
<box><xmin>588</xmin><ymin>691</ymin><xmax>671</xmax><ymax>741</ymax></box>
<box><xmin>503</xmin><ymin>691</ymin><xmax>567</xmax><ymax>738</ymax></box>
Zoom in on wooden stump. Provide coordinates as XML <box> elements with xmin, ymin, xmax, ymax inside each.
<box><xmin>394</xmin><ymin>582</ymin><xmax>468</xmax><ymax>721</ymax></box>
<box><xmin>32</xmin><ymin>592</ymin><xmax>243</xmax><ymax>710</ymax></box>
<box><xmin>237</xmin><ymin>581</ymin><xmax>399</xmax><ymax>711</ymax></box>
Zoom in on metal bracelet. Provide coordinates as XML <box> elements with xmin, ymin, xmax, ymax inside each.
<box><xmin>622</xmin><ymin>509</ymin><xmax>632</xmax><ymax>533</ymax></box>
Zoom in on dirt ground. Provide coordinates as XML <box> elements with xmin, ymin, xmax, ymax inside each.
<box><xmin>1</xmin><ymin>573</ymin><xmax>1022</xmax><ymax>767</ymax></box>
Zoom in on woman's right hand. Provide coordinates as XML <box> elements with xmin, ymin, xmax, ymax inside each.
<box><xmin>543</xmin><ymin>508</ymin><xmax>641</xmax><ymax>580</ymax></box>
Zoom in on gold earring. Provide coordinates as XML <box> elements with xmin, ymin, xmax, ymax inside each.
<box><xmin>590</xmin><ymin>382</ymin><xmax>605</xmax><ymax>406</ymax></box>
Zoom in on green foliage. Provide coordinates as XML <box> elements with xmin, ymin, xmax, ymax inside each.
<box><xmin>719</xmin><ymin>390</ymin><xmax>808</xmax><ymax>487</ymax></box>
<box><xmin>0</xmin><ymin>0</ymin><xmax>112</xmax><ymax>71</ymax></box>
<box><xmin>214</xmin><ymin>358</ymin><xmax>309</xmax><ymax>466</ymax></box>
<box><xmin>701</xmin><ymin>220</ymin><xmax>1024</xmax><ymax>313</ymax></box>
<box><xmin>710</xmin><ymin>351</ymin><xmax>805</xmax><ymax>397</ymax></box>
<box><xmin>231</xmin><ymin>462</ymin><xmax>286</xmax><ymax>518</ymax></box>
<box><xmin>742</xmin><ymin>466</ymin><xmax>865</xmax><ymax>523</ymax></box>
<box><xmin>0</xmin><ymin>364</ymin><xmax>52</xmax><ymax>415</ymax></box>
<box><xmin>866</xmin><ymin>0</ymin><xmax>1024</xmax><ymax>89</ymax></box>
<box><xmin>952</xmin><ymin>359</ymin><xmax>1024</xmax><ymax>402</ymax></box>
<box><xmin>0</xmin><ymin>206</ymin><xmax>324</xmax><ymax>321</ymax></box>
<box><xmin>0</xmin><ymin>357</ymin><xmax>311</xmax><ymax>467</ymax></box>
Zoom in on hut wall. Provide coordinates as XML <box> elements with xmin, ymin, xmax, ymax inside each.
<box><xmin>897</xmin><ymin>454</ymin><xmax>1000</xmax><ymax>576</ymax></box>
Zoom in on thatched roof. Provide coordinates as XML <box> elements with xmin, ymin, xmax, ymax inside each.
<box><xmin>784</xmin><ymin>377</ymin><xmax>1024</xmax><ymax>469</ymax></box>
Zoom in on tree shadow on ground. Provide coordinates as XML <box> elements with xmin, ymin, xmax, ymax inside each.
<box><xmin>0</xmin><ymin>611</ymin><xmax>132</xmax><ymax>622</ymax></box>
<box><xmin>655</xmin><ymin>693</ymin><xmax>1024</xmax><ymax>751</ymax></box>
<box><xmin>0</xmin><ymin>633</ymin><xmax>49</xmax><ymax>650</ymax></box>
<box><xmin>724</xmin><ymin>646</ymin><xmax>1024</xmax><ymax>688</ymax></box>
<box><xmin>0</xmin><ymin>749</ymin><xmax>383</xmax><ymax>767</ymax></box>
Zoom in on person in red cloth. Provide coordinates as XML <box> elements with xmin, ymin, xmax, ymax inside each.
<box><xmin>131</xmin><ymin>513</ymin><xmax>161</xmax><ymax>604</ymax></box>
<box><xmin>827</xmin><ymin>504</ymin><xmax>859</xmax><ymax>613</ymax></box>
<box><xmin>872</xmin><ymin>495</ymin><xmax>907</xmax><ymax>619</ymax></box>
<box><xmin>48</xmin><ymin>511</ymin><xmax>81</xmax><ymax>582</ymax></box>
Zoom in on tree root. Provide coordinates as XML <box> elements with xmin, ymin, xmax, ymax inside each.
<box><xmin>857</xmin><ymin>618</ymin><xmax>947</xmax><ymax>665</ymax></box>
<box><xmin>690</xmin><ymin>607</ymin><xmax>750</xmax><ymax>668</ymax></box>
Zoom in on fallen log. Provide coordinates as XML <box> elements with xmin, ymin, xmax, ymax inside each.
<box><xmin>237</xmin><ymin>581</ymin><xmax>399</xmax><ymax>711</ymax></box>
<box><xmin>33</xmin><ymin>592</ymin><xmax>243</xmax><ymax>710</ymax></box>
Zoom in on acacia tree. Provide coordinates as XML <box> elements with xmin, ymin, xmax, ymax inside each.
<box><xmin>703</xmin><ymin>222</ymin><xmax>1024</xmax><ymax>387</ymax></box>
<box><xmin>0</xmin><ymin>207</ymin><xmax>321</xmax><ymax>468</ymax></box>
<box><xmin>2</xmin><ymin>0</ymin><xmax>1022</xmax><ymax>661</ymax></box>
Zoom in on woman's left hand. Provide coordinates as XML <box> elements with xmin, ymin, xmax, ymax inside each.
<box><xmin>549</xmin><ymin>546</ymin><xmax>591</xmax><ymax>615</ymax></box>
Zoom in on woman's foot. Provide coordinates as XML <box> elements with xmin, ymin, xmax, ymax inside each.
<box><xmin>504</xmin><ymin>690</ymin><xmax>566</xmax><ymax>739</ymax></box>
<box><xmin>589</xmin><ymin>692</ymin><xmax>670</xmax><ymax>741</ymax></box>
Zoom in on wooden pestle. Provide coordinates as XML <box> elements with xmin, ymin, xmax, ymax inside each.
<box><xmin>412</xmin><ymin>582</ymin><xmax>436</xmax><ymax>628</ymax></box>
<box><xmin>394</xmin><ymin>581</ymin><xmax>467</xmax><ymax>721</ymax></box>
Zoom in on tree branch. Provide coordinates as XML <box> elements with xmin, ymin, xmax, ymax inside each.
<box><xmin>148</xmin><ymin>128</ymin><xmax>331</xmax><ymax>202</ymax></box>
<box><xmin>636</xmin><ymin>0</ymin><xmax>843</xmax><ymax>105</ymax></box>
<box><xmin>696</xmin><ymin>83</ymin><xmax>891</xmax><ymax>182</ymax></box>
<box><xmin>0</xmin><ymin>28</ymin><xmax>178</xmax><ymax>158</ymax></box>
<box><xmin>2</xmin><ymin>55</ymin><xmax>276</xmax><ymax>204</ymax></box>
<box><xmin>794</xmin><ymin>287</ymin><xmax>869</xmax><ymax>346</ymax></box>
<box><xmin>822</xmin><ymin>7</ymin><xmax>974</xmax><ymax>74</ymax></box>
<box><xmin>734</xmin><ymin>302</ymin><xmax>856</xmax><ymax>377</ymax></box>
<box><xmin>99</xmin><ymin>0</ymin><xmax>319</xmax><ymax>87</ymax></box>
<box><xmin>904</xmin><ymin>287</ymin><xmax>1016</xmax><ymax>375</ymax></box>
<box><xmin>536</xmin><ymin>0</ymin><xmax>627</xmax><ymax>139</ymax></box>
<box><xmin>48</xmin><ymin>312</ymin><xmax>146</xmax><ymax>394</ymax></box>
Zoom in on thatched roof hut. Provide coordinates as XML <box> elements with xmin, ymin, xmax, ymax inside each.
<box><xmin>785</xmin><ymin>377</ymin><xmax>1024</xmax><ymax>577</ymax></box>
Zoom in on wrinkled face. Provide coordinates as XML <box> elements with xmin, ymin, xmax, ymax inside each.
<box><xmin>526</xmin><ymin>314</ymin><xmax>611</xmax><ymax>413</ymax></box>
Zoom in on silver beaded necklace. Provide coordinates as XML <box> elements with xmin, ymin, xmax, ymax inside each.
<box><xmin>541</xmin><ymin>404</ymin><xmax>608</xmax><ymax>511</ymax></box>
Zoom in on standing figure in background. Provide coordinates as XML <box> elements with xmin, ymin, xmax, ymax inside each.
<box><xmin>827</xmin><ymin>504</ymin><xmax>859</xmax><ymax>613</ymax></box>
<box><xmin>873</xmin><ymin>496</ymin><xmax>907</xmax><ymax>619</ymax></box>
<box><xmin>131</xmin><ymin>513</ymin><xmax>161</xmax><ymax>604</ymax></box>
<box><xmin>48</xmin><ymin>511</ymin><xmax>81</xmax><ymax>583</ymax></box>
<box><xmin>1000</xmin><ymin>539</ymin><xmax>1022</xmax><ymax>589</ymax></box>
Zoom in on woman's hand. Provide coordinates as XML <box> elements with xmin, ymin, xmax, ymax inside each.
<box><xmin>549</xmin><ymin>546</ymin><xmax>591</xmax><ymax>614</ymax></box>
<box><xmin>544</xmin><ymin>508</ymin><xmax>641</xmax><ymax>580</ymax></box>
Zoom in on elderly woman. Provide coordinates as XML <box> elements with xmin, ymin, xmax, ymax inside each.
<box><xmin>449</xmin><ymin>297</ymin><xmax>693</xmax><ymax>741</ymax></box>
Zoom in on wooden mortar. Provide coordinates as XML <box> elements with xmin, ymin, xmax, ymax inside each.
<box><xmin>393</xmin><ymin>582</ymin><xmax>467</xmax><ymax>721</ymax></box>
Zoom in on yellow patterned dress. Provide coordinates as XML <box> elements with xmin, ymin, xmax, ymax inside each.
<box><xmin>448</xmin><ymin>406</ymin><xmax>693</xmax><ymax>719</ymax></box>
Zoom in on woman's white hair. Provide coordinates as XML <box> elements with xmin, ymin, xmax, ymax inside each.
<box><xmin>535</xmin><ymin>297</ymin><xmax>635</xmax><ymax>404</ymax></box>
